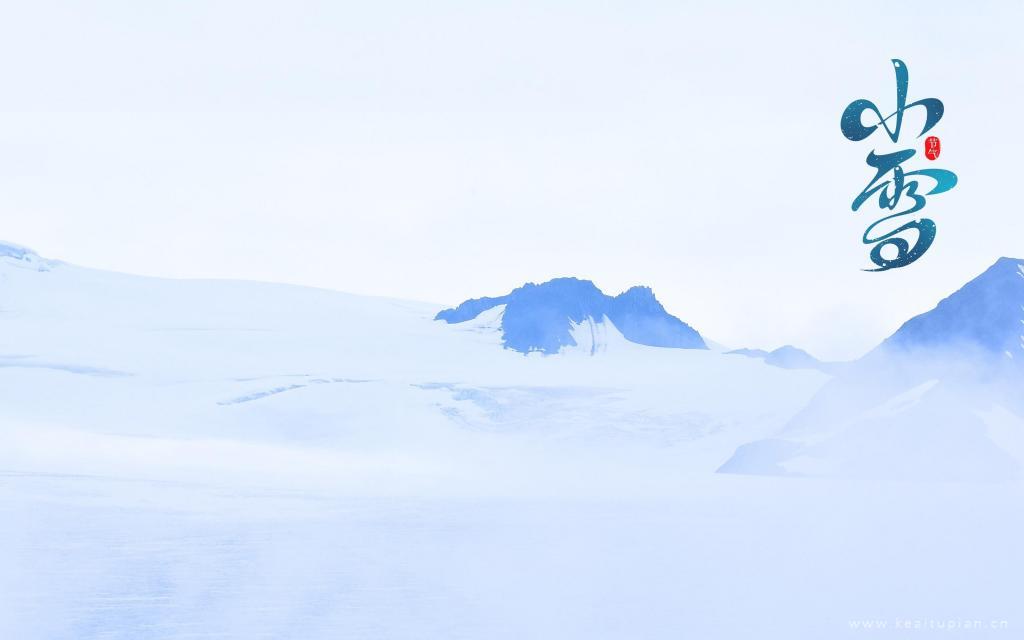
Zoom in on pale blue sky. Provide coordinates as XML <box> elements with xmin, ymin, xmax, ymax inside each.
<box><xmin>2</xmin><ymin>1</ymin><xmax>1021</xmax><ymax>359</ymax></box>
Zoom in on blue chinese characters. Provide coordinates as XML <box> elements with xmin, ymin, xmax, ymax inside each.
<box><xmin>840</xmin><ymin>59</ymin><xmax>958</xmax><ymax>271</ymax></box>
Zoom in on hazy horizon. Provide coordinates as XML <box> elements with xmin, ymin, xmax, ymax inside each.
<box><xmin>6</xmin><ymin>237</ymin><xmax>1016</xmax><ymax>362</ymax></box>
<box><xmin>3</xmin><ymin>1</ymin><xmax>1022</xmax><ymax>360</ymax></box>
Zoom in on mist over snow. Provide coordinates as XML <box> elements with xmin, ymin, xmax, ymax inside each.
<box><xmin>3</xmin><ymin>1</ymin><xmax>1024</xmax><ymax>636</ymax></box>
<box><xmin>2</xmin><ymin>246</ymin><xmax>1023</xmax><ymax>639</ymax></box>
<box><xmin>720</xmin><ymin>258</ymin><xmax>1024</xmax><ymax>481</ymax></box>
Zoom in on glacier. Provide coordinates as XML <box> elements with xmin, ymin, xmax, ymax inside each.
<box><xmin>1</xmin><ymin>245</ymin><xmax>1023</xmax><ymax>639</ymax></box>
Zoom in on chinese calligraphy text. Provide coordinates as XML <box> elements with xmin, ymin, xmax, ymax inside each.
<box><xmin>840</xmin><ymin>59</ymin><xmax>958</xmax><ymax>271</ymax></box>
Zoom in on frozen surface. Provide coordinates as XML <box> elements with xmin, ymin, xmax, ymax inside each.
<box><xmin>4</xmin><ymin>473</ymin><xmax>1022</xmax><ymax>640</ymax></box>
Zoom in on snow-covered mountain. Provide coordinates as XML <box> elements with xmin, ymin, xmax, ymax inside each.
<box><xmin>876</xmin><ymin>256</ymin><xmax>1024</xmax><ymax>370</ymax></box>
<box><xmin>0</xmin><ymin>243</ymin><xmax>822</xmax><ymax>482</ymax></box>
<box><xmin>436</xmin><ymin>277</ymin><xmax>706</xmax><ymax>354</ymax></box>
<box><xmin>720</xmin><ymin>257</ymin><xmax>1024</xmax><ymax>480</ymax></box>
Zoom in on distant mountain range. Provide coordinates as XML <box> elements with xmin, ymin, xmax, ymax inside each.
<box><xmin>436</xmin><ymin>277</ymin><xmax>707</xmax><ymax>354</ymax></box>
<box><xmin>727</xmin><ymin>345</ymin><xmax>835</xmax><ymax>373</ymax></box>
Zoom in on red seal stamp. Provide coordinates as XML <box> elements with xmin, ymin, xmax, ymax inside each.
<box><xmin>924</xmin><ymin>136</ymin><xmax>941</xmax><ymax>160</ymax></box>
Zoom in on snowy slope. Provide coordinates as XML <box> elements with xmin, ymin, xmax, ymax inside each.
<box><xmin>720</xmin><ymin>257</ymin><xmax>1024</xmax><ymax>479</ymax></box>
<box><xmin>0</xmin><ymin>243</ymin><xmax>822</xmax><ymax>487</ymax></box>
<box><xmin>881</xmin><ymin>257</ymin><xmax>1024</xmax><ymax>364</ymax></box>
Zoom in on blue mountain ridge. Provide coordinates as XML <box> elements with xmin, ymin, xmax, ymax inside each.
<box><xmin>718</xmin><ymin>257</ymin><xmax>1024</xmax><ymax>479</ymax></box>
<box><xmin>878</xmin><ymin>257</ymin><xmax>1024</xmax><ymax>362</ymax></box>
<box><xmin>727</xmin><ymin>345</ymin><xmax>835</xmax><ymax>373</ymax></box>
<box><xmin>435</xmin><ymin>277</ymin><xmax>707</xmax><ymax>354</ymax></box>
